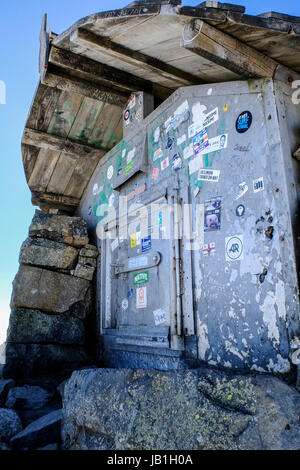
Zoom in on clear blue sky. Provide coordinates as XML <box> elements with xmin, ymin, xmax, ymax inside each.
<box><xmin>0</xmin><ymin>0</ymin><xmax>299</xmax><ymax>343</ymax></box>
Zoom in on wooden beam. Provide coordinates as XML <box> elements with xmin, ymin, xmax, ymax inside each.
<box><xmin>42</xmin><ymin>66</ymin><xmax>129</xmax><ymax>107</ymax></box>
<box><xmin>39</xmin><ymin>14</ymin><xmax>49</xmax><ymax>82</ymax></box>
<box><xmin>182</xmin><ymin>19</ymin><xmax>278</xmax><ymax>79</ymax></box>
<box><xmin>48</xmin><ymin>46</ymin><xmax>172</xmax><ymax>99</ymax></box>
<box><xmin>23</xmin><ymin>128</ymin><xmax>106</xmax><ymax>159</ymax></box>
<box><xmin>31</xmin><ymin>191</ymin><xmax>80</xmax><ymax>210</ymax></box>
<box><xmin>70</xmin><ymin>28</ymin><xmax>203</xmax><ymax>86</ymax></box>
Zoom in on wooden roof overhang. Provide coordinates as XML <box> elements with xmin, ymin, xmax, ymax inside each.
<box><xmin>22</xmin><ymin>1</ymin><xmax>300</xmax><ymax>213</ymax></box>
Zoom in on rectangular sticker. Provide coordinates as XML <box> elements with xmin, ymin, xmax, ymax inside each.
<box><xmin>142</xmin><ymin>235</ymin><xmax>151</xmax><ymax>252</ymax></box>
<box><xmin>253</xmin><ymin>177</ymin><xmax>264</xmax><ymax>193</ymax></box>
<box><xmin>133</xmin><ymin>271</ymin><xmax>149</xmax><ymax>285</ymax></box>
<box><xmin>196</xmin><ymin>133</ymin><xmax>228</xmax><ymax>156</ymax></box>
<box><xmin>193</xmin><ymin>128</ymin><xmax>209</xmax><ymax>155</ymax></box>
<box><xmin>203</xmin><ymin>243</ymin><xmax>216</xmax><ymax>256</ymax></box>
<box><xmin>128</xmin><ymin>256</ymin><xmax>148</xmax><ymax>270</ymax></box>
<box><xmin>161</xmin><ymin>157</ymin><xmax>169</xmax><ymax>171</ymax></box>
<box><xmin>130</xmin><ymin>233</ymin><xmax>136</xmax><ymax>248</ymax></box>
<box><xmin>189</xmin><ymin>155</ymin><xmax>203</xmax><ymax>174</ymax></box>
<box><xmin>136</xmin><ymin>287</ymin><xmax>147</xmax><ymax>309</ymax></box>
<box><xmin>198</xmin><ymin>169</ymin><xmax>220</xmax><ymax>183</ymax></box>
<box><xmin>177</xmin><ymin>134</ymin><xmax>187</xmax><ymax>146</ymax></box>
<box><xmin>204</xmin><ymin>197</ymin><xmax>222</xmax><ymax>232</ymax></box>
<box><xmin>183</xmin><ymin>143</ymin><xmax>194</xmax><ymax>160</ymax></box>
<box><xmin>188</xmin><ymin>107</ymin><xmax>219</xmax><ymax>138</ymax></box>
<box><xmin>152</xmin><ymin>168</ymin><xmax>159</xmax><ymax>180</ymax></box>
<box><xmin>153</xmin><ymin>148</ymin><xmax>163</xmax><ymax>161</ymax></box>
<box><xmin>127</xmin><ymin>148</ymin><xmax>136</xmax><ymax>163</ymax></box>
<box><xmin>124</xmin><ymin>160</ymin><xmax>134</xmax><ymax>175</ymax></box>
<box><xmin>153</xmin><ymin>308</ymin><xmax>167</xmax><ymax>326</ymax></box>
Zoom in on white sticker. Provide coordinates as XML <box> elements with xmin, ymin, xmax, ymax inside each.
<box><xmin>198</xmin><ymin>133</ymin><xmax>228</xmax><ymax>155</ymax></box>
<box><xmin>225</xmin><ymin>235</ymin><xmax>244</xmax><ymax>262</ymax></box>
<box><xmin>128</xmin><ymin>256</ymin><xmax>148</xmax><ymax>270</ymax></box>
<box><xmin>183</xmin><ymin>143</ymin><xmax>194</xmax><ymax>160</ymax></box>
<box><xmin>202</xmin><ymin>107</ymin><xmax>219</xmax><ymax>129</ymax></box>
<box><xmin>136</xmin><ymin>287</ymin><xmax>147</xmax><ymax>309</ymax></box>
<box><xmin>93</xmin><ymin>183</ymin><xmax>99</xmax><ymax>195</ymax></box>
<box><xmin>107</xmin><ymin>165</ymin><xmax>114</xmax><ymax>180</ymax></box>
<box><xmin>207</xmin><ymin>88</ymin><xmax>213</xmax><ymax>96</ymax></box>
<box><xmin>127</xmin><ymin>148</ymin><xmax>136</xmax><ymax>164</ymax></box>
<box><xmin>161</xmin><ymin>157</ymin><xmax>169</xmax><ymax>171</ymax></box>
<box><xmin>177</xmin><ymin>134</ymin><xmax>187</xmax><ymax>146</ymax></box>
<box><xmin>253</xmin><ymin>177</ymin><xmax>264</xmax><ymax>193</ymax></box>
<box><xmin>154</xmin><ymin>126</ymin><xmax>160</xmax><ymax>143</ymax></box>
<box><xmin>189</xmin><ymin>155</ymin><xmax>203</xmax><ymax>174</ymax></box>
<box><xmin>122</xmin><ymin>298</ymin><xmax>128</xmax><ymax>310</ymax></box>
<box><xmin>128</xmin><ymin>95</ymin><xmax>136</xmax><ymax>109</ymax></box>
<box><xmin>198</xmin><ymin>169</ymin><xmax>220</xmax><ymax>183</ymax></box>
<box><xmin>111</xmin><ymin>238</ymin><xmax>119</xmax><ymax>251</ymax></box>
<box><xmin>153</xmin><ymin>308</ymin><xmax>167</xmax><ymax>326</ymax></box>
<box><xmin>236</xmin><ymin>182</ymin><xmax>248</xmax><ymax>200</ymax></box>
<box><xmin>189</xmin><ymin>106</ymin><xmax>218</xmax><ymax>138</ymax></box>
<box><xmin>121</xmin><ymin>149</ymin><xmax>127</xmax><ymax>159</ymax></box>
<box><xmin>136</xmin><ymin>231</ymin><xmax>141</xmax><ymax>246</ymax></box>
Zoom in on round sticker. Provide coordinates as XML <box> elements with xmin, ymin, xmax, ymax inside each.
<box><xmin>107</xmin><ymin>165</ymin><xmax>114</xmax><ymax>180</ymax></box>
<box><xmin>226</xmin><ymin>236</ymin><xmax>244</xmax><ymax>261</ymax></box>
<box><xmin>121</xmin><ymin>299</ymin><xmax>128</xmax><ymax>310</ymax></box>
<box><xmin>236</xmin><ymin>204</ymin><xmax>245</xmax><ymax>217</ymax></box>
<box><xmin>124</xmin><ymin>109</ymin><xmax>130</xmax><ymax>122</ymax></box>
<box><xmin>236</xmin><ymin>111</ymin><xmax>252</xmax><ymax>134</ymax></box>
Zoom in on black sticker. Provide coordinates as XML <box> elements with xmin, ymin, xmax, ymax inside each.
<box><xmin>124</xmin><ymin>109</ymin><xmax>130</xmax><ymax>121</ymax></box>
<box><xmin>236</xmin><ymin>111</ymin><xmax>252</xmax><ymax>134</ymax></box>
<box><xmin>166</xmin><ymin>137</ymin><xmax>173</xmax><ymax>149</ymax></box>
<box><xmin>236</xmin><ymin>204</ymin><xmax>245</xmax><ymax>217</ymax></box>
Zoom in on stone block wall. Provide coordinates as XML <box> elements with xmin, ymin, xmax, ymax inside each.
<box><xmin>4</xmin><ymin>210</ymin><xmax>98</xmax><ymax>379</ymax></box>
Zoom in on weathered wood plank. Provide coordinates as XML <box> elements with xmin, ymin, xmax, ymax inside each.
<box><xmin>42</xmin><ymin>69</ymin><xmax>128</xmax><ymax>106</ymax></box>
<box><xmin>70</xmin><ymin>28</ymin><xmax>202</xmax><ymax>86</ymax></box>
<box><xmin>68</xmin><ymin>97</ymin><xmax>103</xmax><ymax>143</ymax></box>
<box><xmin>31</xmin><ymin>191</ymin><xmax>80</xmax><ymax>209</ymax></box>
<box><xmin>39</xmin><ymin>13</ymin><xmax>49</xmax><ymax>82</ymax></box>
<box><xmin>28</xmin><ymin>149</ymin><xmax>60</xmax><ymax>192</ymax></box>
<box><xmin>22</xmin><ymin>144</ymin><xmax>40</xmax><ymax>183</ymax></box>
<box><xmin>183</xmin><ymin>19</ymin><xmax>278</xmax><ymax>78</ymax></box>
<box><xmin>26</xmin><ymin>84</ymin><xmax>61</xmax><ymax>132</ymax></box>
<box><xmin>46</xmin><ymin>153</ymin><xmax>77</xmax><ymax>194</ymax></box>
<box><xmin>87</xmin><ymin>102</ymin><xmax>123</xmax><ymax>150</ymax></box>
<box><xmin>48</xmin><ymin>46</ymin><xmax>172</xmax><ymax>98</ymax></box>
<box><xmin>47</xmin><ymin>91</ymin><xmax>84</xmax><ymax>138</ymax></box>
<box><xmin>23</xmin><ymin>128</ymin><xmax>106</xmax><ymax>159</ymax></box>
<box><xmin>64</xmin><ymin>156</ymin><xmax>100</xmax><ymax>199</ymax></box>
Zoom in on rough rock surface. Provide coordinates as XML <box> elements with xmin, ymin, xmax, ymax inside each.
<box><xmin>20</xmin><ymin>238</ymin><xmax>78</xmax><ymax>270</ymax></box>
<box><xmin>7</xmin><ymin>308</ymin><xmax>85</xmax><ymax>345</ymax></box>
<box><xmin>62</xmin><ymin>368</ymin><xmax>300</xmax><ymax>450</ymax></box>
<box><xmin>79</xmin><ymin>245</ymin><xmax>98</xmax><ymax>259</ymax></box>
<box><xmin>29</xmin><ymin>211</ymin><xmax>89</xmax><ymax>247</ymax></box>
<box><xmin>0</xmin><ymin>408</ymin><xmax>22</xmax><ymax>442</ymax></box>
<box><xmin>3</xmin><ymin>344</ymin><xmax>92</xmax><ymax>379</ymax></box>
<box><xmin>10</xmin><ymin>409</ymin><xmax>62</xmax><ymax>450</ymax></box>
<box><xmin>6</xmin><ymin>385</ymin><xmax>52</xmax><ymax>410</ymax></box>
<box><xmin>0</xmin><ymin>379</ymin><xmax>15</xmax><ymax>405</ymax></box>
<box><xmin>10</xmin><ymin>265</ymin><xmax>90</xmax><ymax>314</ymax></box>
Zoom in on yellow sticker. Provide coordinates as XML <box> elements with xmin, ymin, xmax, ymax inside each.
<box><xmin>130</xmin><ymin>233</ymin><xmax>136</xmax><ymax>248</ymax></box>
<box><xmin>223</xmin><ymin>104</ymin><xmax>228</xmax><ymax>112</ymax></box>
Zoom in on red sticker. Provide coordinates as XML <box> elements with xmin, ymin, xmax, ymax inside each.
<box><xmin>152</xmin><ymin>168</ymin><xmax>159</xmax><ymax>180</ymax></box>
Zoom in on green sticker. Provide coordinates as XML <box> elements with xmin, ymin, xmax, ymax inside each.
<box><xmin>124</xmin><ymin>160</ymin><xmax>134</xmax><ymax>175</ymax></box>
<box><xmin>133</xmin><ymin>271</ymin><xmax>149</xmax><ymax>285</ymax></box>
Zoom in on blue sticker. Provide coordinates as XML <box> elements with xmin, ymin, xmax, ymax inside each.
<box><xmin>142</xmin><ymin>235</ymin><xmax>151</xmax><ymax>252</ymax></box>
<box><xmin>172</xmin><ymin>153</ymin><xmax>182</xmax><ymax>171</ymax></box>
<box><xmin>236</xmin><ymin>111</ymin><xmax>252</xmax><ymax>134</ymax></box>
<box><xmin>88</xmin><ymin>206</ymin><xmax>92</xmax><ymax>216</ymax></box>
<box><xmin>166</xmin><ymin>137</ymin><xmax>173</xmax><ymax>149</ymax></box>
<box><xmin>236</xmin><ymin>204</ymin><xmax>245</xmax><ymax>217</ymax></box>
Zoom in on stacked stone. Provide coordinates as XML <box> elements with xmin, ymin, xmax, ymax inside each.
<box><xmin>4</xmin><ymin>210</ymin><xmax>98</xmax><ymax>379</ymax></box>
